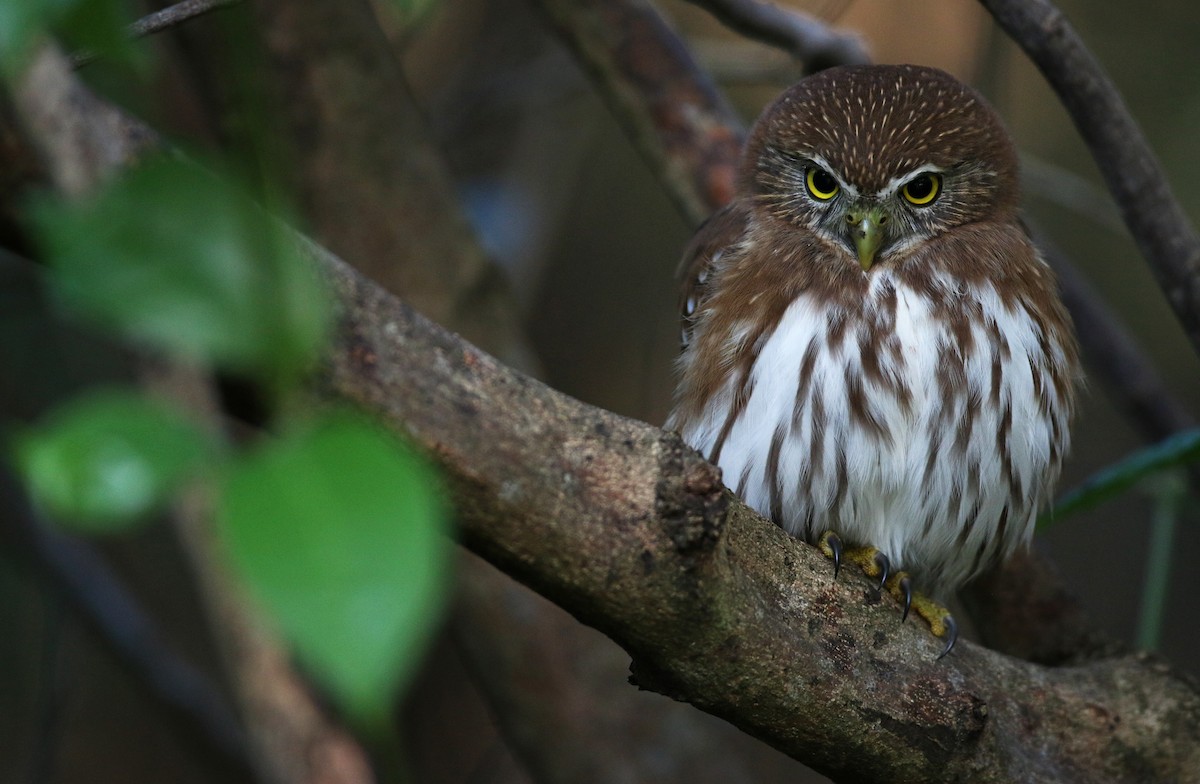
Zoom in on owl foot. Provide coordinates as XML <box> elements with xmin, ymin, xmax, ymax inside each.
<box><xmin>817</xmin><ymin>532</ymin><xmax>958</xmax><ymax>658</ymax></box>
<box><xmin>883</xmin><ymin>572</ymin><xmax>957</xmax><ymax>659</ymax></box>
<box><xmin>816</xmin><ymin>532</ymin><xmax>890</xmax><ymax>591</ymax></box>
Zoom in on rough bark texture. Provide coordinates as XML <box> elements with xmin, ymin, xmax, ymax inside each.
<box><xmin>315</xmin><ymin>239</ymin><xmax>1200</xmax><ymax>782</ymax></box>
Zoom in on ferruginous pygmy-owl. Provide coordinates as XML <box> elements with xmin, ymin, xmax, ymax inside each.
<box><xmin>667</xmin><ymin>64</ymin><xmax>1079</xmax><ymax>656</ymax></box>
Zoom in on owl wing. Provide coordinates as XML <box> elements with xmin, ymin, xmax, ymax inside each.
<box><xmin>678</xmin><ymin>202</ymin><xmax>749</xmax><ymax>349</ymax></box>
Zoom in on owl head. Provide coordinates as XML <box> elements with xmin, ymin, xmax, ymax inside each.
<box><xmin>741</xmin><ymin>64</ymin><xmax>1020</xmax><ymax>270</ymax></box>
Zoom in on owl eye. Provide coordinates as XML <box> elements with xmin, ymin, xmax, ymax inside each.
<box><xmin>805</xmin><ymin>167</ymin><xmax>840</xmax><ymax>201</ymax></box>
<box><xmin>901</xmin><ymin>173</ymin><xmax>941</xmax><ymax>206</ymax></box>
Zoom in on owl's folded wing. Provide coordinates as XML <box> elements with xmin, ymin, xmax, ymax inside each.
<box><xmin>677</xmin><ymin>202</ymin><xmax>750</xmax><ymax>349</ymax></box>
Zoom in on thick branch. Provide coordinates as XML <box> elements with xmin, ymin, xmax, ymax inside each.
<box><xmin>240</xmin><ymin>1</ymin><xmax>774</xmax><ymax>779</ymax></box>
<box><xmin>979</xmin><ymin>0</ymin><xmax>1200</xmax><ymax>357</ymax></box>
<box><xmin>315</xmin><ymin>238</ymin><xmax>1200</xmax><ymax>782</ymax></box>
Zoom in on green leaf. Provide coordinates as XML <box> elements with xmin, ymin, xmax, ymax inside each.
<box><xmin>28</xmin><ymin>155</ymin><xmax>332</xmax><ymax>388</ymax></box>
<box><xmin>216</xmin><ymin>410</ymin><xmax>451</xmax><ymax>724</ymax></box>
<box><xmin>12</xmin><ymin>388</ymin><xmax>214</xmax><ymax>533</ymax></box>
<box><xmin>1041</xmin><ymin>428</ymin><xmax>1200</xmax><ymax>529</ymax></box>
<box><xmin>0</xmin><ymin>0</ymin><xmax>137</xmax><ymax>74</ymax></box>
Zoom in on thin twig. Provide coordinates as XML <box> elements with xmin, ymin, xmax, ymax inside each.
<box><xmin>979</xmin><ymin>0</ymin><xmax>1200</xmax><ymax>358</ymax></box>
<box><xmin>130</xmin><ymin>0</ymin><xmax>240</xmax><ymax>38</ymax></box>
<box><xmin>72</xmin><ymin>0</ymin><xmax>239</xmax><ymax>68</ymax></box>
<box><xmin>681</xmin><ymin>0</ymin><xmax>869</xmax><ymax>70</ymax></box>
<box><xmin>1021</xmin><ymin>153</ymin><xmax>1127</xmax><ymax>235</ymax></box>
<box><xmin>689</xmin><ymin>38</ymin><xmax>805</xmax><ymax>85</ymax></box>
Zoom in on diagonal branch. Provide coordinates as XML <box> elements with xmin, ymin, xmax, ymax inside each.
<box><xmin>533</xmin><ymin>0</ymin><xmax>744</xmax><ymax>225</ymax></box>
<box><xmin>680</xmin><ymin>0</ymin><xmax>869</xmax><ymax>70</ymax></box>
<box><xmin>978</xmin><ymin>0</ymin><xmax>1200</xmax><ymax>358</ymax></box>
<box><xmin>71</xmin><ymin>0</ymin><xmax>240</xmax><ymax>68</ymax></box>
<box><xmin>315</xmin><ymin>230</ymin><xmax>1200</xmax><ymax>783</ymax></box>
<box><xmin>235</xmin><ymin>0</ymin><xmax>776</xmax><ymax>779</ymax></box>
<box><xmin>127</xmin><ymin>0</ymin><xmax>239</xmax><ymax>38</ymax></box>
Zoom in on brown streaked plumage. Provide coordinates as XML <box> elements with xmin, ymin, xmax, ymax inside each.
<box><xmin>668</xmin><ymin>64</ymin><xmax>1080</xmax><ymax>655</ymax></box>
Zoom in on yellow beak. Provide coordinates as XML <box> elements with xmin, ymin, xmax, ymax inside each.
<box><xmin>847</xmin><ymin>206</ymin><xmax>887</xmax><ymax>270</ymax></box>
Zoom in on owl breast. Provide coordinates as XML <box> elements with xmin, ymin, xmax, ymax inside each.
<box><xmin>672</xmin><ymin>270</ymin><xmax>1073</xmax><ymax>597</ymax></box>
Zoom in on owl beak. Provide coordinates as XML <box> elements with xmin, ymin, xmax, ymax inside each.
<box><xmin>846</xmin><ymin>206</ymin><xmax>887</xmax><ymax>271</ymax></box>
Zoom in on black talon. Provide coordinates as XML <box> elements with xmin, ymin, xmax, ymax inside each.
<box><xmin>873</xmin><ymin>552</ymin><xmax>890</xmax><ymax>592</ymax></box>
<box><xmin>899</xmin><ymin>576</ymin><xmax>912</xmax><ymax>622</ymax></box>
<box><xmin>936</xmin><ymin>615</ymin><xmax>959</xmax><ymax>660</ymax></box>
<box><xmin>827</xmin><ymin>534</ymin><xmax>842</xmax><ymax>578</ymax></box>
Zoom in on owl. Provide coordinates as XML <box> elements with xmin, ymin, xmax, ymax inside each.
<box><xmin>667</xmin><ymin>64</ymin><xmax>1079</xmax><ymax>656</ymax></box>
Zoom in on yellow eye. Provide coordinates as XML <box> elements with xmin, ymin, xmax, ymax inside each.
<box><xmin>901</xmin><ymin>173</ymin><xmax>941</xmax><ymax>206</ymax></box>
<box><xmin>805</xmin><ymin>167</ymin><xmax>839</xmax><ymax>201</ymax></box>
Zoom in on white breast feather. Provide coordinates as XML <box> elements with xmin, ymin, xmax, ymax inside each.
<box><xmin>674</xmin><ymin>270</ymin><xmax>1070</xmax><ymax>596</ymax></box>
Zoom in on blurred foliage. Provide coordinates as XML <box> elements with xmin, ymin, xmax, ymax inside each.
<box><xmin>13</xmin><ymin>149</ymin><xmax>452</xmax><ymax>727</ymax></box>
<box><xmin>12</xmin><ymin>388</ymin><xmax>215</xmax><ymax>532</ymax></box>
<box><xmin>28</xmin><ymin>156</ymin><xmax>332</xmax><ymax>392</ymax></box>
<box><xmin>218</xmin><ymin>410</ymin><xmax>450</xmax><ymax>725</ymax></box>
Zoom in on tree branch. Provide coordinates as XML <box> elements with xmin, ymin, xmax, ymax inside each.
<box><xmin>1038</xmin><ymin>232</ymin><xmax>1198</xmax><ymax>440</ymax></box>
<box><xmin>130</xmin><ymin>0</ymin><xmax>239</xmax><ymax>38</ymax></box>
<box><xmin>237</xmin><ymin>1</ymin><xmax>783</xmax><ymax>779</ymax></box>
<box><xmin>72</xmin><ymin>0</ymin><xmax>240</xmax><ymax>68</ymax></box>
<box><xmin>978</xmin><ymin>0</ymin><xmax>1200</xmax><ymax>358</ymax></box>
<box><xmin>532</xmin><ymin>0</ymin><xmax>744</xmax><ymax>225</ymax></box>
<box><xmin>314</xmin><ymin>231</ymin><xmax>1200</xmax><ymax>782</ymax></box>
<box><xmin>680</xmin><ymin>0</ymin><xmax>869</xmax><ymax>71</ymax></box>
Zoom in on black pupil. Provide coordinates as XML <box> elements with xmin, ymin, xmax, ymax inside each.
<box><xmin>811</xmin><ymin>169</ymin><xmax>836</xmax><ymax>193</ymax></box>
<box><xmin>907</xmin><ymin>175</ymin><xmax>934</xmax><ymax>199</ymax></box>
